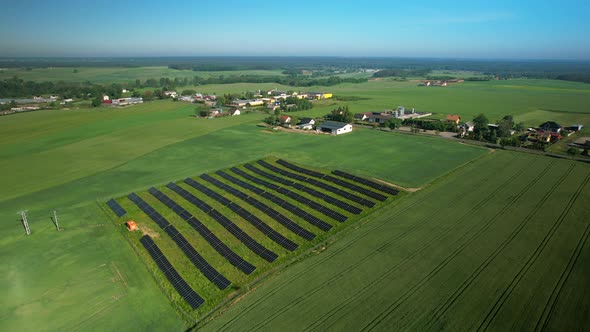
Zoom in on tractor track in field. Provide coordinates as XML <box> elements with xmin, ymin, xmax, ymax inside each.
<box><xmin>476</xmin><ymin>164</ymin><xmax>582</xmax><ymax>331</ymax></box>
<box><xmin>213</xmin><ymin>155</ymin><xmax>507</xmax><ymax>331</ymax></box>
<box><xmin>422</xmin><ymin>162</ymin><xmax>575</xmax><ymax>331</ymax></box>
<box><xmin>535</xmin><ymin>189</ymin><xmax>590</xmax><ymax>332</ymax></box>
<box><xmin>357</xmin><ymin>161</ymin><xmax>559</xmax><ymax>332</ymax></box>
<box><xmin>246</xmin><ymin>158</ymin><xmax>528</xmax><ymax>331</ymax></box>
<box><xmin>298</xmin><ymin>162</ymin><xmax>532</xmax><ymax>332</ymax></box>
<box><xmin>477</xmin><ymin>169</ymin><xmax>590</xmax><ymax>332</ymax></box>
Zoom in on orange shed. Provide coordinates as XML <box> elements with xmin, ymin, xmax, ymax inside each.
<box><xmin>125</xmin><ymin>220</ymin><xmax>138</xmax><ymax>231</ymax></box>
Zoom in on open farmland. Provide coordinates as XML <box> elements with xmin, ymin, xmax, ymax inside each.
<box><xmin>203</xmin><ymin>151</ymin><xmax>590</xmax><ymax>331</ymax></box>
<box><xmin>0</xmin><ymin>103</ymin><xmax>486</xmax><ymax>331</ymax></box>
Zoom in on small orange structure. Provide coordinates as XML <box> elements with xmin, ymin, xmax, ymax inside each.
<box><xmin>125</xmin><ymin>220</ymin><xmax>138</xmax><ymax>231</ymax></box>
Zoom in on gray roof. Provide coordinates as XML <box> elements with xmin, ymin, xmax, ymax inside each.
<box><xmin>318</xmin><ymin>121</ymin><xmax>349</xmax><ymax>130</ymax></box>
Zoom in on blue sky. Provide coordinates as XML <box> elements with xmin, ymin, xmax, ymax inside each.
<box><xmin>1</xmin><ymin>0</ymin><xmax>589</xmax><ymax>59</ymax></box>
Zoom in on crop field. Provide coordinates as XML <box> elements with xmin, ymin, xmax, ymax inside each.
<box><xmin>0</xmin><ymin>103</ymin><xmax>485</xmax><ymax>331</ymax></box>
<box><xmin>203</xmin><ymin>151</ymin><xmax>590</xmax><ymax>331</ymax></box>
<box><xmin>104</xmin><ymin>158</ymin><xmax>401</xmax><ymax>318</ymax></box>
<box><xmin>0</xmin><ymin>66</ymin><xmax>285</xmax><ymax>83</ymax></box>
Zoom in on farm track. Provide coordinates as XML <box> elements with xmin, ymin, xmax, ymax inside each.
<box><xmin>476</xmin><ymin>164</ymin><xmax>584</xmax><ymax>331</ymax></box>
<box><xmin>214</xmin><ymin>154</ymin><xmax>516</xmax><ymax>330</ymax></box>
<box><xmin>349</xmin><ymin>161</ymin><xmax>559</xmax><ymax>332</ymax></box>
<box><xmin>421</xmin><ymin>162</ymin><xmax>575</xmax><ymax>331</ymax></box>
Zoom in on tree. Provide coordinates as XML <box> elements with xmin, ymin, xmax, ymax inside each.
<box><xmin>328</xmin><ymin>105</ymin><xmax>353</xmax><ymax>123</ymax></box>
<box><xmin>91</xmin><ymin>98</ymin><xmax>102</xmax><ymax>107</ymax></box>
<box><xmin>473</xmin><ymin>113</ymin><xmax>489</xmax><ymax>140</ymax></box>
<box><xmin>567</xmin><ymin>147</ymin><xmax>580</xmax><ymax>158</ymax></box>
<box><xmin>497</xmin><ymin>114</ymin><xmax>515</xmax><ymax>138</ymax></box>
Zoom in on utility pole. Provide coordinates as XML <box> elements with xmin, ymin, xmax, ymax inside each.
<box><xmin>53</xmin><ymin>210</ymin><xmax>60</xmax><ymax>231</ymax></box>
<box><xmin>18</xmin><ymin>210</ymin><xmax>31</xmax><ymax>236</ymax></box>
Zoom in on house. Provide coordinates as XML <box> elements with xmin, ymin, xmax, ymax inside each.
<box><xmin>317</xmin><ymin>121</ymin><xmax>353</xmax><ymax>135</ymax></box>
<box><xmin>111</xmin><ymin>97</ymin><xmax>143</xmax><ymax>106</ymax></box>
<box><xmin>267</xmin><ymin>104</ymin><xmax>280</xmax><ymax>111</ymax></box>
<box><xmin>367</xmin><ymin>113</ymin><xmax>393</xmax><ymax>124</ymax></box>
<box><xmin>103</xmin><ymin>95</ymin><xmax>110</xmax><ymax>101</ymax></box>
<box><xmin>208</xmin><ymin>109</ymin><xmax>221</xmax><ymax>117</ymax></box>
<box><xmin>164</xmin><ymin>91</ymin><xmax>177</xmax><ymax>98</ymax></box>
<box><xmin>539</xmin><ymin>121</ymin><xmax>562</xmax><ymax>133</ymax></box>
<box><xmin>354</xmin><ymin>112</ymin><xmax>372</xmax><ymax>121</ymax></box>
<box><xmin>232</xmin><ymin>100</ymin><xmax>249</xmax><ymax>107</ymax></box>
<box><xmin>279</xmin><ymin>115</ymin><xmax>292</xmax><ymax>124</ymax></box>
<box><xmin>122</xmin><ymin>89</ymin><xmax>129</xmax><ymax>93</ymax></box>
<box><xmin>459</xmin><ymin>121</ymin><xmax>475</xmax><ymax>137</ymax></box>
<box><xmin>446</xmin><ymin>114</ymin><xmax>461</xmax><ymax>125</ymax></box>
<box><xmin>537</xmin><ymin>131</ymin><xmax>552</xmax><ymax>143</ymax></box>
<box><xmin>229</xmin><ymin>109</ymin><xmax>240</xmax><ymax>116</ymax></box>
<box><xmin>296</xmin><ymin>118</ymin><xmax>315</xmax><ymax>130</ymax></box>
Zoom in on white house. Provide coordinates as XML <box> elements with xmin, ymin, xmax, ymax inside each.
<box><xmin>229</xmin><ymin>109</ymin><xmax>241</xmax><ymax>116</ymax></box>
<box><xmin>296</xmin><ymin>118</ymin><xmax>315</xmax><ymax>130</ymax></box>
<box><xmin>164</xmin><ymin>91</ymin><xmax>177</xmax><ymax>98</ymax></box>
<box><xmin>317</xmin><ymin>121</ymin><xmax>353</xmax><ymax>135</ymax></box>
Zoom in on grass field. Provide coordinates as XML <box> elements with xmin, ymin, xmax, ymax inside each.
<box><xmin>0</xmin><ymin>102</ymin><xmax>486</xmax><ymax>331</ymax></box>
<box><xmin>1</xmin><ymin>76</ymin><xmax>589</xmax><ymax>331</ymax></box>
<box><xmin>203</xmin><ymin>151</ymin><xmax>590</xmax><ymax>331</ymax></box>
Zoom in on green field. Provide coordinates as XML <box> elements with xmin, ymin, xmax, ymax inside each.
<box><xmin>0</xmin><ymin>67</ymin><xmax>285</xmax><ymax>83</ymax></box>
<box><xmin>2</xmin><ymin>75</ymin><xmax>590</xmax><ymax>331</ymax></box>
<box><xmin>0</xmin><ymin>102</ymin><xmax>486</xmax><ymax>331</ymax></box>
<box><xmin>203</xmin><ymin>151</ymin><xmax>590</xmax><ymax>331</ymax></box>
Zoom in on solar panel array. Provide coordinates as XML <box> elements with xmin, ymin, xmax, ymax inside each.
<box><xmin>106</xmin><ymin>198</ymin><xmax>127</xmax><ymax>217</ymax></box>
<box><xmin>219</xmin><ymin>169</ymin><xmax>332</xmax><ymax>232</ymax></box>
<box><xmin>257</xmin><ymin>160</ymin><xmax>376</xmax><ymax>208</ymax></box>
<box><xmin>276</xmin><ymin>159</ymin><xmax>388</xmax><ymax>201</ymax></box>
<box><xmin>244</xmin><ymin>164</ymin><xmax>359</xmax><ymax>218</ymax></box>
<box><xmin>189</xmin><ymin>174</ymin><xmax>299</xmax><ymax>252</ymax></box>
<box><xmin>332</xmin><ymin>170</ymin><xmax>400</xmax><ymax>195</ymax></box>
<box><xmin>205</xmin><ymin>172</ymin><xmax>316</xmax><ymax>240</ymax></box>
<box><xmin>140</xmin><ymin>235</ymin><xmax>205</xmax><ymax>309</ymax></box>
<box><xmin>233</xmin><ymin>166</ymin><xmax>348</xmax><ymax>223</ymax></box>
<box><xmin>143</xmin><ymin>186</ymin><xmax>256</xmax><ymax>275</ymax></box>
<box><xmin>181</xmin><ymin>179</ymin><xmax>279</xmax><ymax>263</ymax></box>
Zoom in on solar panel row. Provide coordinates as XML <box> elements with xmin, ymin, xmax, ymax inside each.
<box><xmin>182</xmin><ymin>178</ymin><xmax>278</xmax><ymax>263</ymax></box>
<box><xmin>140</xmin><ymin>187</ymin><xmax>256</xmax><ymax>275</ymax></box>
<box><xmin>244</xmin><ymin>164</ymin><xmax>358</xmax><ymax>218</ymax></box>
<box><xmin>221</xmin><ymin>169</ymin><xmax>333</xmax><ymax>232</ymax></box>
<box><xmin>207</xmin><ymin>172</ymin><xmax>317</xmax><ymax>240</ymax></box>
<box><xmin>257</xmin><ymin>160</ymin><xmax>376</xmax><ymax>208</ymax></box>
<box><xmin>106</xmin><ymin>198</ymin><xmax>127</xmax><ymax>217</ymax></box>
<box><xmin>194</xmin><ymin>174</ymin><xmax>299</xmax><ymax>252</ymax></box>
<box><xmin>276</xmin><ymin>159</ymin><xmax>388</xmax><ymax>201</ymax></box>
<box><xmin>332</xmin><ymin>170</ymin><xmax>400</xmax><ymax>195</ymax></box>
<box><xmin>140</xmin><ymin>235</ymin><xmax>205</xmax><ymax>309</ymax></box>
<box><xmin>234</xmin><ymin>166</ymin><xmax>348</xmax><ymax>223</ymax></box>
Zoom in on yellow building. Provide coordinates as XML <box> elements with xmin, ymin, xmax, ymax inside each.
<box><xmin>322</xmin><ymin>93</ymin><xmax>333</xmax><ymax>99</ymax></box>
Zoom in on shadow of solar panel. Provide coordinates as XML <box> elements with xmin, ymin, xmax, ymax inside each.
<box><xmin>183</xmin><ymin>179</ymin><xmax>278</xmax><ymax>263</ymax></box>
<box><xmin>159</xmin><ymin>183</ymin><xmax>256</xmax><ymax>275</ymax></box>
<box><xmin>106</xmin><ymin>198</ymin><xmax>127</xmax><ymax>217</ymax></box>
<box><xmin>332</xmin><ymin>170</ymin><xmax>399</xmax><ymax>195</ymax></box>
<box><xmin>140</xmin><ymin>235</ymin><xmax>205</xmax><ymax>309</ymax></box>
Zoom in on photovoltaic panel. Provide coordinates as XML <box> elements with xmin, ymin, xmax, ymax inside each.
<box><xmin>128</xmin><ymin>193</ymin><xmax>170</xmax><ymax>229</ymax></box>
<box><xmin>245</xmin><ymin>164</ymin><xmax>362</xmax><ymax>216</ymax></box>
<box><xmin>181</xmin><ymin>179</ymin><xmax>279</xmax><ymax>263</ymax></box>
<box><xmin>276</xmin><ymin>159</ymin><xmax>388</xmax><ymax>201</ymax></box>
<box><xmin>223</xmin><ymin>169</ymin><xmax>333</xmax><ymax>232</ymax></box>
<box><xmin>232</xmin><ymin>166</ymin><xmax>348</xmax><ymax>223</ymax></box>
<box><xmin>332</xmin><ymin>170</ymin><xmax>399</xmax><ymax>195</ymax></box>
<box><xmin>158</xmin><ymin>183</ymin><xmax>256</xmax><ymax>275</ymax></box>
<box><xmin>257</xmin><ymin>160</ymin><xmax>376</xmax><ymax>208</ymax></box>
<box><xmin>140</xmin><ymin>235</ymin><xmax>205</xmax><ymax>309</ymax></box>
<box><xmin>203</xmin><ymin>172</ymin><xmax>316</xmax><ymax>241</ymax></box>
<box><xmin>106</xmin><ymin>198</ymin><xmax>127</xmax><ymax>217</ymax></box>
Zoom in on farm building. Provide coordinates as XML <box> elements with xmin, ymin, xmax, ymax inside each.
<box><xmin>296</xmin><ymin>118</ymin><xmax>315</xmax><ymax>130</ymax></box>
<box><xmin>229</xmin><ymin>109</ymin><xmax>240</xmax><ymax>116</ymax></box>
<box><xmin>279</xmin><ymin>115</ymin><xmax>292</xmax><ymax>124</ymax></box>
<box><xmin>306</xmin><ymin>92</ymin><xmax>333</xmax><ymax>100</ymax></box>
<box><xmin>539</xmin><ymin>121</ymin><xmax>562</xmax><ymax>133</ymax></box>
<box><xmin>125</xmin><ymin>220</ymin><xmax>138</xmax><ymax>231</ymax></box>
<box><xmin>446</xmin><ymin>114</ymin><xmax>461</xmax><ymax>125</ymax></box>
<box><xmin>567</xmin><ymin>124</ymin><xmax>584</xmax><ymax>132</ymax></box>
<box><xmin>317</xmin><ymin>121</ymin><xmax>353</xmax><ymax>135</ymax></box>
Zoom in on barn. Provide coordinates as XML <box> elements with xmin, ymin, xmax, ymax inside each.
<box><xmin>317</xmin><ymin>121</ymin><xmax>353</xmax><ymax>135</ymax></box>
